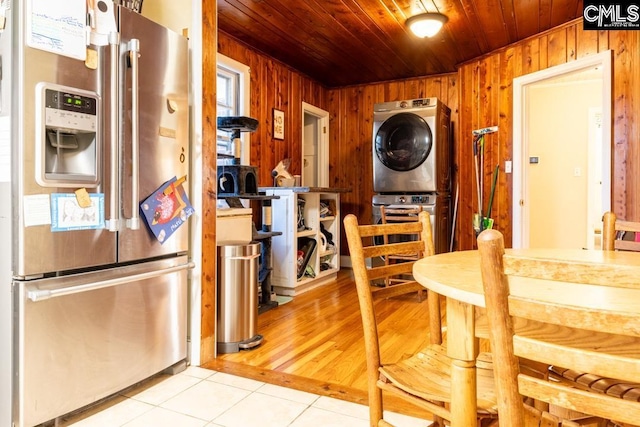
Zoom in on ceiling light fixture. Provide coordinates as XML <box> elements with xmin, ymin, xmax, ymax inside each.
<box><xmin>406</xmin><ymin>12</ymin><xmax>448</xmax><ymax>38</ymax></box>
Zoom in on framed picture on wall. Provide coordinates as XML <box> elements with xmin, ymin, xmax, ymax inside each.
<box><xmin>273</xmin><ymin>109</ymin><xmax>284</xmax><ymax>140</ymax></box>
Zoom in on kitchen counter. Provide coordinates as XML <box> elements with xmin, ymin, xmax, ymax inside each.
<box><xmin>259</xmin><ymin>186</ymin><xmax>350</xmax><ymax>193</ymax></box>
<box><xmin>260</xmin><ymin>187</ymin><xmax>343</xmax><ymax>296</ymax></box>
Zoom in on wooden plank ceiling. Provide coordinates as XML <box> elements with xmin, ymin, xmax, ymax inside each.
<box><xmin>218</xmin><ymin>0</ymin><xmax>584</xmax><ymax>87</ymax></box>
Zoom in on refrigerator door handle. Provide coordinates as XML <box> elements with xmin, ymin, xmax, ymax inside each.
<box><xmin>107</xmin><ymin>31</ymin><xmax>121</xmax><ymax>232</ymax></box>
<box><xmin>26</xmin><ymin>261</ymin><xmax>195</xmax><ymax>302</ymax></box>
<box><xmin>125</xmin><ymin>38</ymin><xmax>141</xmax><ymax>230</ymax></box>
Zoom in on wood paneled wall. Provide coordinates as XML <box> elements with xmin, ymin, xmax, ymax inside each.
<box><xmin>456</xmin><ymin>19</ymin><xmax>640</xmax><ymax>250</ymax></box>
<box><xmin>205</xmin><ymin>13</ymin><xmax>640</xmax><ymax>364</ymax></box>
<box><xmin>218</xmin><ymin>32</ymin><xmax>328</xmax><ymax>184</ymax></box>
<box><xmin>214</xmin><ymin>20</ymin><xmax>640</xmax><ymax>258</ymax></box>
<box><xmin>326</xmin><ymin>76</ymin><xmax>459</xmax><ymax>250</ymax></box>
<box><xmin>216</xmin><ymin>34</ymin><xmax>459</xmax><ymax>252</ymax></box>
<box><xmin>201</xmin><ymin>0</ymin><xmax>218</xmax><ymax>364</ymax></box>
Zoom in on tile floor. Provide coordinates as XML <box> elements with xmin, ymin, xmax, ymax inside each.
<box><xmin>59</xmin><ymin>366</ymin><xmax>433</xmax><ymax>427</ymax></box>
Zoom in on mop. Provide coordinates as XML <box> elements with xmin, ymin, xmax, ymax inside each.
<box><xmin>472</xmin><ymin>134</ymin><xmax>483</xmax><ymax>235</ymax></box>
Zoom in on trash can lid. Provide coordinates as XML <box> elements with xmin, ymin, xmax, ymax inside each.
<box><xmin>216</xmin><ymin>241</ymin><xmax>259</xmax><ymax>247</ymax></box>
<box><xmin>217</xmin><ymin>242</ymin><xmax>261</xmax><ymax>257</ymax></box>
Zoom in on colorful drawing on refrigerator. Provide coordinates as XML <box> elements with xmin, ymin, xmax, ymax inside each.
<box><xmin>50</xmin><ymin>193</ymin><xmax>105</xmax><ymax>231</ymax></box>
<box><xmin>140</xmin><ymin>176</ymin><xmax>194</xmax><ymax>244</ymax></box>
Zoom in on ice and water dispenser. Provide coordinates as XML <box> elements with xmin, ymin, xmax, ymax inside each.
<box><xmin>35</xmin><ymin>83</ymin><xmax>100</xmax><ymax>187</ymax></box>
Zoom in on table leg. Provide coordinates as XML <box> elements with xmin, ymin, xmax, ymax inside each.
<box><xmin>446</xmin><ymin>298</ymin><xmax>477</xmax><ymax>427</ymax></box>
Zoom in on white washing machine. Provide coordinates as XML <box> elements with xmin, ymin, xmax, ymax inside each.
<box><xmin>373</xmin><ymin>98</ymin><xmax>451</xmax><ymax>193</ymax></box>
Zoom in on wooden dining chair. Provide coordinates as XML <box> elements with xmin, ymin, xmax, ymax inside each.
<box><xmin>478</xmin><ymin>228</ymin><xmax>640</xmax><ymax>427</ymax></box>
<box><xmin>546</xmin><ymin>211</ymin><xmax>640</xmax><ymax>411</ymax></box>
<box><xmin>344</xmin><ymin>212</ymin><xmax>499</xmax><ymax>427</ymax></box>
<box><xmin>602</xmin><ymin>211</ymin><xmax>640</xmax><ymax>252</ymax></box>
<box><xmin>379</xmin><ymin>205</ymin><xmax>425</xmax><ymax>299</ymax></box>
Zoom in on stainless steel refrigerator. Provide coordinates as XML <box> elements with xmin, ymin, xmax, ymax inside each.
<box><xmin>0</xmin><ymin>2</ymin><xmax>192</xmax><ymax>426</ymax></box>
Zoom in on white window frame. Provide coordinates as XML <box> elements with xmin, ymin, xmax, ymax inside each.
<box><xmin>217</xmin><ymin>54</ymin><xmax>251</xmax><ymax>165</ymax></box>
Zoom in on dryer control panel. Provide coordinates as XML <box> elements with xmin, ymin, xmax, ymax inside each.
<box><xmin>410</xmin><ymin>195</ymin><xmax>433</xmax><ymax>204</ymax></box>
<box><xmin>412</xmin><ymin>98</ymin><xmax>433</xmax><ymax>107</ymax></box>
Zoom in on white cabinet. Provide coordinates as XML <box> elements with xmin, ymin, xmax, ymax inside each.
<box><xmin>263</xmin><ymin>188</ymin><xmax>340</xmax><ymax>296</ymax></box>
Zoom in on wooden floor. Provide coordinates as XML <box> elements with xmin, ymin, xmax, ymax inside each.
<box><xmin>203</xmin><ymin>268</ymin><xmax>440</xmax><ymax>419</ymax></box>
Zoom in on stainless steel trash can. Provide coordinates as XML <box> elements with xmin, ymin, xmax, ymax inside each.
<box><xmin>216</xmin><ymin>242</ymin><xmax>263</xmax><ymax>353</ymax></box>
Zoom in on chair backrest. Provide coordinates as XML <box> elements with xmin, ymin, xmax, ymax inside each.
<box><xmin>477</xmin><ymin>228</ymin><xmax>640</xmax><ymax>426</ymax></box>
<box><xmin>378</xmin><ymin>206</ymin><xmax>425</xmax><ymax>288</ymax></box>
<box><xmin>379</xmin><ymin>205</ymin><xmax>423</xmax><ymax>223</ymax></box>
<box><xmin>343</xmin><ymin>211</ymin><xmax>442</xmax><ymax>349</ymax></box>
<box><xmin>602</xmin><ymin>211</ymin><xmax>640</xmax><ymax>251</ymax></box>
<box><xmin>379</xmin><ymin>206</ymin><xmax>424</xmax><ymax>247</ymax></box>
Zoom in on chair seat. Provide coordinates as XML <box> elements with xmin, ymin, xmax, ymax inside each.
<box><xmin>379</xmin><ymin>344</ymin><xmax>499</xmax><ymax>414</ymax></box>
<box><xmin>549</xmin><ymin>366</ymin><xmax>640</xmax><ymax>401</ymax></box>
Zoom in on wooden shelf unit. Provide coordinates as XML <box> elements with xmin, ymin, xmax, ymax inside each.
<box><xmin>262</xmin><ymin>188</ymin><xmax>341</xmax><ymax>296</ymax></box>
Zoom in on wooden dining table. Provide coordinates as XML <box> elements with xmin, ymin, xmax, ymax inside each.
<box><xmin>412</xmin><ymin>248</ymin><xmax>640</xmax><ymax>427</ymax></box>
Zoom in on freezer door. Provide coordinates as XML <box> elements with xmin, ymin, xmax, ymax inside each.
<box><xmin>115</xmin><ymin>8</ymin><xmax>190</xmax><ymax>262</ymax></box>
<box><xmin>14</xmin><ymin>256</ymin><xmax>190</xmax><ymax>427</ymax></box>
<box><xmin>12</xmin><ymin>15</ymin><xmax>117</xmax><ymax>277</ymax></box>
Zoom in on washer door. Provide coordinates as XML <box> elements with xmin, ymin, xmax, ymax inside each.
<box><xmin>374</xmin><ymin>112</ymin><xmax>433</xmax><ymax>172</ymax></box>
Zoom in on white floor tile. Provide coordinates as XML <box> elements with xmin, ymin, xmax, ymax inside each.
<box><xmin>256</xmin><ymin>383</ymin><xmax>320</xmax><ymax>405</ymax></box>
<box><xmin>212</xmin><ymin>392</ymin><xmax>308</xmax><ymax>427</ymax></box>
<box><xmin>124</xmin><ymin>374</ymin><xmax>202</xmax><ymax>405</ymax></box>
<box><xmin>160</xmin><ymin>380</ymin><xmax>251</xmax><ymax>421</ymax></box>
<box><xmin>56</xmin><ymin>371</ymin><xmax>434</xmax><ymax>427</ymax></box>
<box><xmin>288</xmin><ymin>407</ymin><xmax>370</xmax><ymax>427</ymax></box>
<box><xmin>311</xmin><ymin>395</ymin><xmax>369</xmax><ymax>419</ymax></box>
<box><xmin>122</xmin><ymin>406</ymin><xmax>208</xmax><ymax>427</ymax></box>
<box><xmin>182</xmin><ymin>366</ymin><xmax>218</xmax><ymax>380</ymax></box>
<box><xmin>206</xmin><ymin>371</ymin><xmax>265</xmax><ymax>391</ymax></box>
<box><xmin>61</xmin><ymin>397</ymin><xmax>154</xmax><ymax>427</ymax></box>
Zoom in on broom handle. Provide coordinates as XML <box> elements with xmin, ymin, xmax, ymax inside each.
<box><xmin>473</xmin><ymin>135</ymin><xmax>482</xmax><ymax>217</ymax></box>
<box><xmin>486</xmin><ymin>165</ymin><xmax>499</xmax><ymax>218</ymax></box>
<box><xmin>480</xmin><ymin>136</ymin><xmax>484</xmax><ymax>215</ymax></box>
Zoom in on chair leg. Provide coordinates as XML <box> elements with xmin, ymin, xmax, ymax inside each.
<box><xmin>429</xmin><ymin>415</ymin><xmax>445</xmax><ymax>426</ymax></box>
<box><xmin>369</xmin><ymin>386</ymin><xmax>384</xmax><ymax>427</ymax></box>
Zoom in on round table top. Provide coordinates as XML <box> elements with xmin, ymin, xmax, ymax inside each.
<box><xmin>412</xmin><ymin>248</ymin><xmax>640</xmax><ymax>313</ymax></box>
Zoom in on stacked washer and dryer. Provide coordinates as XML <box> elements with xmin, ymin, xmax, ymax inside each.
<box><xmin>372</xmin><ymin>98</ymin><xmax>452</xmax><ymax>253</ymax></box>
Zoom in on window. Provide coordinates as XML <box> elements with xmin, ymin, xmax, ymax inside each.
<box><xmin>217</xmin><ymin>54</ymin><xmax>250</xmax><ymax>165</ymax></box>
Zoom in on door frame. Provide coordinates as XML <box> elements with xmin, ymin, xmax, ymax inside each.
<box><xmin>512</xmin><ymin>50</ymin><xmax>612</xmax><ymax>248</ymax></box>
<box><xmin>301</xmin><ymin>102</ymin><xmax>330</xmax><ymax>187</ymax></box>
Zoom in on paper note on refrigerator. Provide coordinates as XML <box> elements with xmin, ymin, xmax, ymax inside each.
<box><xmin>26</xmin><ymin>0</ymin><xmax>87</xmax><ymax>60</ymax></box>
<box><xmin>140</xmin><ymin>176</ymin><xmax>195</xmax><ymax>244</ymax></box>
<box><xmin>23</xmin><ymin>194</ymin><xmax>52</xmax><ymax>227</ymax></box>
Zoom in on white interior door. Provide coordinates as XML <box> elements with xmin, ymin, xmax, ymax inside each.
<box><xmin>302</xmin><ymin>102</ymin><xmax>329</xmax><ymax>187</ymax></box>
<box><xmin>512</xmin><ymin>51</ymin><xmax>612</xmax><ymax>249</ymax></box>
